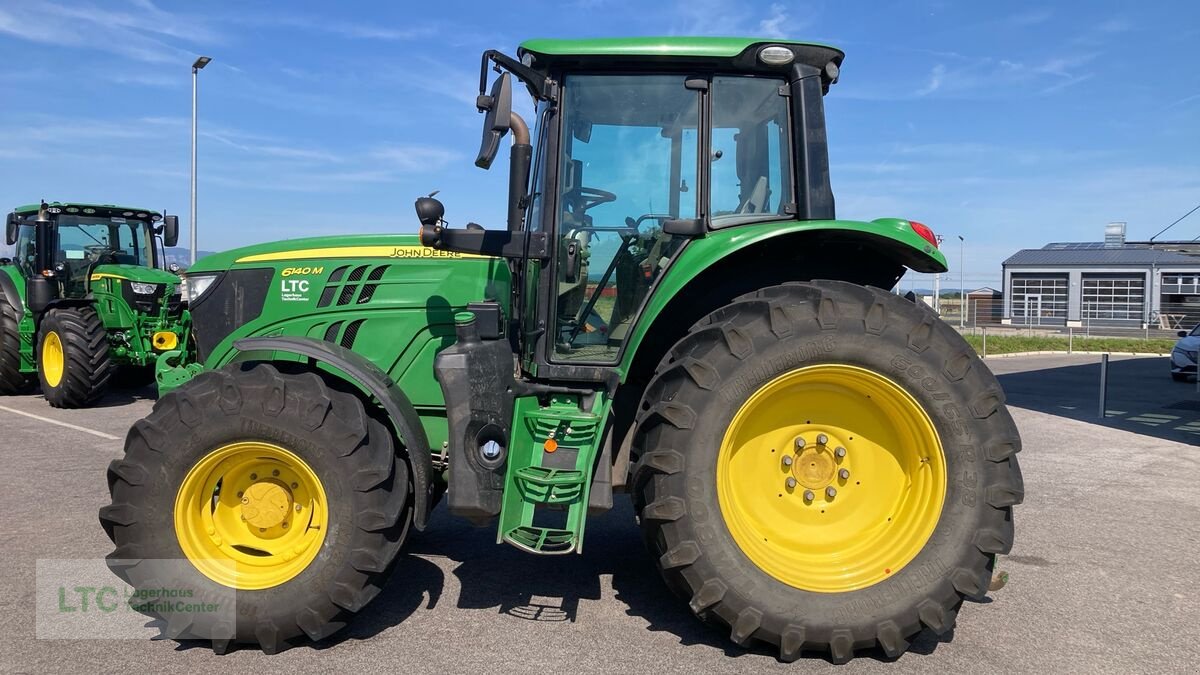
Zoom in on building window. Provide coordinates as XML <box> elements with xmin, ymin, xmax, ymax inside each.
<box><xmin>1082</xmin><ymin>275</ymin><xmax>1144</xmax><ymax>322</ymax></box>
<box><xmin>1010</xmin><ymin>274</ymin><xmax>1068</xmax><ymax>323</ymax></box>
<box><xmin>1162</xmin><ymin>273</ymin><xmax>1200</xmax><ymax>295</ymax></box>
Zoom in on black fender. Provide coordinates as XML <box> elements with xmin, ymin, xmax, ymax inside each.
<box><xmin>233</xmin><ymin>336</ymin><xmax>436</xmax><ymax>531</ymax></box>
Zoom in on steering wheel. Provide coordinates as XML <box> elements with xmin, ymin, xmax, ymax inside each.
<box><xmin>575</xmin><ymin>186</ymin><xmax>617</xmax><ymax>213</ymax></box>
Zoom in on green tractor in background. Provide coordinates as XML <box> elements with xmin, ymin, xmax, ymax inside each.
<box><xmin>101</xmin><ymin>38</ymin><xmax>1023</xmax><ymax>662</ymax></box>
<box><xmin>1</xmin><ymin>202</ymin><xmax>189</xmax><ymax>407</ymax></box>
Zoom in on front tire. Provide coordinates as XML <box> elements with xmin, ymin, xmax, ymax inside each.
<box><xmin>37</xmin><ymin>306</ymin><xmax>112</xmax><ymax>407</ymax></box>
<box><xmin>632</xmin><ymin>281</ymin><xmax>1023</xmax><ymax>663</ymax></box>
<box><xmin>99</xmin><ymin>364</ymin><xmax>413</xmax><ymax>653</ymax></box>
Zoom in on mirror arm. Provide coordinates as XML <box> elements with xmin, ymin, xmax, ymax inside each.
<box><xmin>480</xmin><ymin>50</ymin><xmax>557</xmax><ymax>102</ymax></box>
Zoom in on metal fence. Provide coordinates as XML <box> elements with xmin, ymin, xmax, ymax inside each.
<box><xmin>929</xmin><ymin>297</ymin><xmax>1198</xmax><ymax>340</ymax></box>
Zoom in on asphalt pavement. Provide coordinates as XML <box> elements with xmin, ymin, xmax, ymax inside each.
<box><xmin>0</xmin><ymin>353</ymin><xmax>1197</xmax><ymax>673</ymax></box>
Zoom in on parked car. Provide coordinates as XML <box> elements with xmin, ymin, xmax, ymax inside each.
<box><xmin>1170</xmin><ymin>324</ymin><xmax>1199</xmax><ymax>381</ymax></box>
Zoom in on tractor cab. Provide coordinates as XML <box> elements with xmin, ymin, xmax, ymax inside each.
<box><xmin>420</xmin><ymin>39</ymin><xmax>844</xmax><ymax>368</ymax></box>
<box><xmin>5</xmin><ymin>202</ymin><xmax>180</xmax><ymax>313</ymax></box>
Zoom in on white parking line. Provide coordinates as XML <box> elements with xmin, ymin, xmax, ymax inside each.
<box><xmin>0</xmin><ymin>405</ymin><xmax>121</xmax><ymax>440</ymax></box>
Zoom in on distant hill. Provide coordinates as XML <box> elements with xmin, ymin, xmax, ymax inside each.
<box><xmin>164</xmin><ymin>247</ymin><xmax>216</xmax><ymax>268</ymax></box>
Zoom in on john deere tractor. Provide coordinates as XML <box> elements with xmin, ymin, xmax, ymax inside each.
<box><xmin>101</xmin><ymin>38</ymin><xmax>1022</xmax><ymax>662</ymax></box>
<box><xmin>1</xmin><ymin>202</ymin><xmax>188</xmax><ymax>407</ymax></box>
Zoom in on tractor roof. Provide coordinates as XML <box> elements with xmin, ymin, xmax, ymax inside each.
<box><xmin>13</xmin><ymin>202</ymin><xmax>162</xmax><ymax>219</ymax></box>
<box><xmin>518</xmin><ymin>36</ymin><xmax>844</xmax><ymax>72</ymax></box>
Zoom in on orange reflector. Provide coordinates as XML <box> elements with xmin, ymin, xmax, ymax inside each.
<box><xmin>543</xmin><ymin>439</ymin><xmax>558</xmax><ymax>453</ymax></box>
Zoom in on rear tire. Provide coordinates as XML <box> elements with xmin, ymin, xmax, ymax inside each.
<box><xmin>100</xmin><ymin>364</ymin><xmax>413</xmax><ymax>653</ymax></box>
<box><xmin>1171</xmin><ymin>372</ymin><xmax>1189</xmax><ymax>382</ymax></box>
<box><xmin>632</xmin><ymin>280</ymin><xmax>1023</xmax><ymax>663</ymax></box>
<box><xmin>37</xmin><ymin>306</ymin><xmax>112</xmax><ymax>408</ymax></box>
<box><xmin>0</xmin><ymin>289</ymin><xmax>27</xmax><ymax>395</ymax></box>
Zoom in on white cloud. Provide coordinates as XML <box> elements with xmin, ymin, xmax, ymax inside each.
<box><xmin>758</xmin><ymin>4</ymin><xmax>789</xmax><ymax>39</ymax></box>
<box><xmin>0</xmin><ymin>1</ymin><xmax>215</xmax><ymax>64</ymax></box>
<box><xmin>371</xmin><ymin>145</ymin><xmax>461</xmax><ymax>172</ymax></box>
<box><xmin>915</xmin><ymin>64</ymin><xmax>946</xmax><ymax>96</ymax></box>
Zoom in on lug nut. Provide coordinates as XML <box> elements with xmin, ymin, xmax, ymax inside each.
<box><xmin>282</xmin><ymin>522</ymin><xmax>288</xmax><ymax>529</ymax></box>
<box><xmin>826</xmin><ymin>486</ymin><xmax>837</xmax><ymax>498</ymax></box>
<box><xmin>803</xmin><ymin>490</ymin><xmax>815</xmax><ymax>501</ymax></box>
<box><xmin>816</xmin><ymin>433</ymin><xmax>828</xmax><ymax>445</ymax></box>
<box><xmin>834</xmin><ymin>446</ymin><xmax>846</xmax><ymax>458</ymax></box>
<box><xmin>241</xmin><ymin>497</ymin><xmax>248</xmax><ymax>504</ymax></box>
<box><xmin>291</xmin><ymin>482</ymin><xmax>298</xmax><ymax>489</ymax></box>
<box><xmin>272</xmin><ymin>469</ymin><xmax>280</xmax><ymax>477</ymax></box>
<box><xmin>782</xmin><ymin>456</ymin><xmax>793</xmax><ymax>466</ymax></box>
<box><xmin>250</xmin><ymin>473</ymin><xmax>258</xmax><ymax>480</ymax></box>
<box><xmin>794</xmin><ymin>437</ymin><xmax>806</xmax><ymax>450</ymax></box>
<box><xmin>236</xmin><ymin>491</ymin><xmax>243</xmax><ymax>498</ymax></box>
<box><xmin>839</xmin><ymin>468</ymin><xmax>850</xmax><ymax>480</ymax></box>
<box><xmin>294</xmin><ymin>504</ymin><xmax>302</xmax><ymax>512</ymax></box>
<box><xmin>786</xmin><ymin>477</ymin><xmax>797</xmax><ymax>489</ymax></box>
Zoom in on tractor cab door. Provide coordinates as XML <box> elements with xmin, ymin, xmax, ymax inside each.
<box><xmin>544</xmin><ymin>74</ymin><xmax>701</xmax><ymax>365</ymax></box>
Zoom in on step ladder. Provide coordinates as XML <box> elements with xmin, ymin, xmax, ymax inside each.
<box><xmin>498</xmin><ymin>393</ymin><xmax>609</xmax><ymax>555</ymax></box>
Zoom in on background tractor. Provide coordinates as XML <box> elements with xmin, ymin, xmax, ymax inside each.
<box><xmin>101</xmin><ymin>37</ymin><xmax>1023</xmax><ymax>662</ymax></box>
<box><xmin>1</xmin><ymin>202</ymin><xmax>188</xmax><ymax>407</ymax></box>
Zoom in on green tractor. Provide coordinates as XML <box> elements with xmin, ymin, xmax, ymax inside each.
<box><xmin>100</xmin><ymin>38</ymin><xmax>1023</xmax><ymax>662</ymax></box>
<box><xmin>1</xmin><ymin>202</ymin><xmax>189</xmax><ymax>407</ymax></box>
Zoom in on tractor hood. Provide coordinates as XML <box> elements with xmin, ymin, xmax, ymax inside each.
<box><xmin>187</xmin><ymin>233</ymin><xmax>492</xmax><ymax>274</ymax></box>
<box><xmin>91</xmin><ymin>264</ymin><xmax>180</xmax><ymax>285</ymax></box>
<box><xmin>183</xmin><ymin>232</ymin><xmax>510</xmax><ymax>370</ymax></box>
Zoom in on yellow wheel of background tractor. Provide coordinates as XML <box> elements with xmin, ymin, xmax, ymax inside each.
<box><xmin>36</xmin><ymin>307</ymin><xmax>112</xmax><ymax>408</ymax></box>
<box><xmin>40</xmin><ymin>330</ymin><xmax>64</xmax><ymax>387</ymax></box>
<box><xmin>634</xmin><ymin>281</ymin><xmax>1023</xmax><ymax>663</ymax></box>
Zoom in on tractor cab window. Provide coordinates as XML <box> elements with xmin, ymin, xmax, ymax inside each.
<box><xmin>709</xmin><ymin>76</ymin><xmax>793</xmax><ymax>227</ymax></box>
<box><xmin>553</xmin><ymin>74</ymin><xmax>699</xmax><ymax>363</ymax></box>
<box><xmin>14</xmin><ymin>221</ymin><xmax>36</xmax><ymax>277</ymax></box>
<box><xmin>53</xmin><ymin>216</ymin><xmax>151</xmax><ymax>290</ymax></box>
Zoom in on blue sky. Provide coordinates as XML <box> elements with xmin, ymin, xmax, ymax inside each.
<box><xmin>1</xmin><ymin>0</ymin><xmax>1197</xmax><ymax>288</ymax></box>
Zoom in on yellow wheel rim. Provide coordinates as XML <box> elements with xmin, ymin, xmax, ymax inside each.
<box><xmin>716</xmin><ymin>364</ymin><xmax>946</xmax><ymax>593</ymax></box>
<box><xmin>174</xmin><ymin>442</ymin><xmax>328</xmax><ymax>590</ymax></box>
<box><xmin>41</xmin><ymin>331</ymin><xmax>64</xmax><ymax>388</ymax></box>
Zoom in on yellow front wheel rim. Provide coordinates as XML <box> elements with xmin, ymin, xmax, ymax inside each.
<box><xmin>717</xmin><ymin>364</ymin><xmax>946</xmax><ymax>593</ymax></box>
<box><xmin>174</xmin><ymin>442</ymin><xmax>328</xmax><ymax>590</ymax></box>
<box><xmin>41</xmin><ymin>331</ymin><xmax>64</xmax><ymax>388</ymax></box>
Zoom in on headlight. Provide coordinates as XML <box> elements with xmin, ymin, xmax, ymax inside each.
<box><xmin>130</xmin><ymin>282</ymin><xmax>159</xmax><ymax>295</ymax></box>
<box><xmin>181</xmin><ymin>273</ymin><xmax>220</xmax><ymax>303</ymax></box>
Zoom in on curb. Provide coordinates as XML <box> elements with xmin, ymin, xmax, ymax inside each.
<box><xmin>979</xmin><ymin>350</ymin><xmax>1170</xmax><ymax>359</ymax></box>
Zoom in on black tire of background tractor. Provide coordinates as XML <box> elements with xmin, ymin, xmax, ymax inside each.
<box><xmin>0</xmin><ymin>289</ymin><xmax>28</xmax><ymax>394</ymax></box>
<box><xmin>37</xmin><ymin>306</ymin><xmax>112</xmax><ymax>408</ymax></box>
<box><xmin>99</xmin><ymin>364</ymin><xmax>413</xmax><ymax>654</ymax></box>
<box><xmin>631</xmin><ymin>280</ymin><xmax>1024</xmax><ymax>663</ymax></box>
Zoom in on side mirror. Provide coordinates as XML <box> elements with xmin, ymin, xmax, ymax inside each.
<box><xmin>162</xmin><ymin>214</ymin><xmax>179</xmax><ymax>248</ymax></box>
<box><xmin>475</xmin><ymin>72</ymin><xmax>512</xmax><ymax>170</ymax></box>
<box><xmin>1178</xmin><ymin>330</ymin><xmax>1188</xmax><ymax>338</ymax></box>
<box><xmin>5</xmin><ymin>212</ymin><xmax>17</xmax><ymax>246</ymax></box>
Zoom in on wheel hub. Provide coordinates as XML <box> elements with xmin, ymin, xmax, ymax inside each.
<box><xmin>241</xmin><ymin>481</ymin><xmax>293</xmax><ymax>529</ymax></box>
<box><xmin>792</xmin><ymin>440</ymin><xmax>838</xmax><ymax>489</ymax></box>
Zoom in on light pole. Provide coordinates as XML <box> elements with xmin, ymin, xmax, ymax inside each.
<box><xmin>190</xmin><ymin>55</ymin><xmax>211</xmax><ymax>266</ymax></box>
<box><xmin>958</xmin><ymin>235</ymin><xmax>965</xmax><ymax>327</ymax></box>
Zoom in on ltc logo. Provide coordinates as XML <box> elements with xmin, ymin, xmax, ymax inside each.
<box><xmin>280</xmin><ymin>279</ymin><xmax>310</xmax><ymax>302</ymax></box>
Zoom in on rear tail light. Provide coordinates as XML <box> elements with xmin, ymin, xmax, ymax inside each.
<box><xmin>909</xmin><ymin>221</ymin><xmax>939</xmax><ymax>248</ymax></box>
